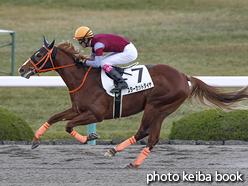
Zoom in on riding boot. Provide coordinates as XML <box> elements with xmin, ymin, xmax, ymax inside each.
<box><xmin>108</xmin><ymin>68</ymin><xmax>128</xmax><ymax>93</ymax></box>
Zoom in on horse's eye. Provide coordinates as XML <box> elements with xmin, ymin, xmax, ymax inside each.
<box><xmin>37</xmin><ymin>54</ymin><xmax>42</xmax><ymax>58</ymax></box>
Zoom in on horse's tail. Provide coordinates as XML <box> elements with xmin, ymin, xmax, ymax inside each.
<box><xmin>185</xmin><ymin>75</ymin><xmax>248</xmax><ymax>110</ymax></box>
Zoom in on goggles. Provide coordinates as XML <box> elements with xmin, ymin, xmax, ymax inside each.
<box><xmin>78</xmin><ymin>39</ymin><xmax>84</xmax><ymax>45</ymax></box>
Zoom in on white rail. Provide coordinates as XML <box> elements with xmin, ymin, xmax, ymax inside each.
<box><xmin>0</xmin><ymin>76</ymin><xmax>248</xmax><ymax>87</ymax></box>
<box><xmin>0</xmin><ymin>76</ymin><xmax>65</xmax><ymax>87</ymax></box>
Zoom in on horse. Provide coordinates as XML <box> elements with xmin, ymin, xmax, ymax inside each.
<box><xmin>19</xmin><ymin>36</ymin><xmax>248</xmax><ymax>168</ymax></box>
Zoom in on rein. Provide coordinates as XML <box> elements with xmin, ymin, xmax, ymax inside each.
<box><xmin>28</xmin><ymin>45</ymin><xmax>92</xmax><ymax>94</ymax></box>
<box><xmin>69</xmin><ymin>66</ymin><xmax>92</xmax><ymax>93</ymax></box>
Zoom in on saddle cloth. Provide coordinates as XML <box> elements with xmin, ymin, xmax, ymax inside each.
<box><xmin>101</xmin><ymin>63</ymin><xmax>154</xmax><ymax>97</ymax></box>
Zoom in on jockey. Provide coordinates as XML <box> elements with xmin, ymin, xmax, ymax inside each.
<box><xmin>74</xmin><ymin>26</ymin><xmax>138</xmax><ymax>93</ymax></box>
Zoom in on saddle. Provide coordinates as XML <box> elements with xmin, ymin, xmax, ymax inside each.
<box><xmin>101</xmin><ymin>62</ymin><xmax>154</xmax><ymax>119</ymax></box>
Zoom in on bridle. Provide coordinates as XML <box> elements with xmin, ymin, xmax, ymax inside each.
<box><xmin>28</xmin><ymin>44</ymin><xmax>92</xmax><ymax>94</ymax></box>
<box><xmin>28</xmin><ymin>45</ymin><xmax>76</xmax><ymax>75</ymax></box>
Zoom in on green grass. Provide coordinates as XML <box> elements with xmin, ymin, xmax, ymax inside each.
<box><xmin>0</xmin><ymin>107</ymin><xmax>34</xmax><ymax>141</ymax></box>
<box><xmin>170</xmin><ymin>109</ymin><xmax>248</xmax><ymax>141</ymax></box>
<box><xmin>1</xmin><ymin>0</ymin><xmax>248</xmax><ymax>140</ymax></box>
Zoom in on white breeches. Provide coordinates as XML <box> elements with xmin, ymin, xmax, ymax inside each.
<box><xmin>101</xmin><ymin>43</ymin><xmax>138</xmax><ymax>67</ymax></box>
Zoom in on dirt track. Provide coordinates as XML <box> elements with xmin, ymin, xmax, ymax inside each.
<box><xmin>0</xmin><ymin>144</ymin><xmax>247</xmax><ymax>186</ymax></box>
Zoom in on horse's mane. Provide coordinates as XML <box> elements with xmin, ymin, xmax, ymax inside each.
<box><xmin>57</xmin><ymin>40</ymin><xmax>89</xmax><ymax>60</ymax></box>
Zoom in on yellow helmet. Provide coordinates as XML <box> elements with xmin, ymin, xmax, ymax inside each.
<box><xmin>74</xmin><ymin>26</ymin><xmax>94</xmax><ymax>40</ymax></box>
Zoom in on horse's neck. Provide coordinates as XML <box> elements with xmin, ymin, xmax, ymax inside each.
<box><xmin>54</xmin><ymin>49</ymin><xmax>86</xmax><ymax>91</ymax></box>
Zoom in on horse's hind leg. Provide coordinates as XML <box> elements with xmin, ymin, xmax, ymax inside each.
<box><xmin>104</xmin><ymin>136</ymin><xmax>137</xmax><ymax>157</ymax></box>
<box><xmin>126</xmin><ymin>96</ymin><xmax>187</xmax><ymax>168</ymax></box>
<box><xmin>104</xmin><ymin>107</ymin><xmax>154</xmax><ymax>157</ymax></box>
<box><xmin>126</xmin><ymin>115</ymin><xmax>164</xmax><ymax>168</ymax></box>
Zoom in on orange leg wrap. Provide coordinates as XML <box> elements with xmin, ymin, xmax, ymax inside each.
<box><xmin>70</xmin><ymin>130</ymin><xmax>87</xmax><ymax>143</ymax></box>
<box><xmin>133</xmin><ymin>147</ymin><xmax>150</xmax><ymax>167</ymax></box>
<box><xmin>116</xmin><ymin>136</ymin><xmax>136</xmax><ymax>152</ymax></box>
<box><xmin>35</xmin><ymin>122</ymin><xmax>50</xmax><ymax>139</ymax></box>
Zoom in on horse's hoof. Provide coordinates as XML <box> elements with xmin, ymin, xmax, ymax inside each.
<box><xmin>104</xmin><ymin>148</ymin><xmax>117</xmax><ymax>157</ymax></box>
<box><xmin>31</xmin><ymin>142</ymin><xmax>39</xmax><ymax>150</ymax></box>
<box><xmin>104</xmin><ymin>151</ymin><xmax>114</xmax><ymax>157</ymax></box>
<box><xmin>125</xmin><ymin>163</ymin><xmax>136</xmax><ymax>168</ymax></box>
<box><xmin>89</xmin><ymin>133</ymin><xmax>100</xmax><ymax>140</ymax></box>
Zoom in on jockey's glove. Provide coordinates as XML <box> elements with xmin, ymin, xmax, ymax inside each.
<box><xmin>74</xmin><ymin>58</ymin><xmax>84</xmax><ymax>65</ymax></box>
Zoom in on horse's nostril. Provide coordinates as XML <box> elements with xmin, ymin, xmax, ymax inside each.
<box><xmin>19</xmin><ymin>68</ymin><xmax>24</xmax><ymax>74</ymax></box>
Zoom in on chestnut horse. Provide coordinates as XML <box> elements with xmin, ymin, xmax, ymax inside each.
<box><xmin>19</xmin><ymin>37</ymin><xmax>248</xmax><ymax>168</ymax></box>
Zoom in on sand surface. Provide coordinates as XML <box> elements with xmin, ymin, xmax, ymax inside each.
<box><xmin>0</xmin><ymin>145</ymin><xmax>247</xmax><ymax>186</ymax></box>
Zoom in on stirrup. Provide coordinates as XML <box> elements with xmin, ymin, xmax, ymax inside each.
<box><xmin>110</xmin><ymin>88</ymin><xmax>120</xmax><ymax>93</ymax></box>
<box><xmin>110</xmin><ymin>85</ymin><xmax>128</xmax><ymax>93</ymax></box>
<box><xmin>110</xmin><ymin>81</ymin><xmax>128</xmax><ymax>93</ymax></box>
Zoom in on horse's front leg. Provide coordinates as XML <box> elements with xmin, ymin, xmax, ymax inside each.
<box><xmin>65</xmin><ymin>110</ymin><xmax>101</xmax><ymax>143</ymax></box>
<box><xmin>31</xmin><ymin>108</ymin><xmax>79</xmax><ymax>149</ymax></box>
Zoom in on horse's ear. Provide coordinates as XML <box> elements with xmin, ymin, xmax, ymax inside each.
<box><xmin>48</xmin><ymin>39</ymin><xmax>55</xmax><ymax>49</ymax></box>
<box><xmin>43</xmin><ymin>36</ymin><xmax>49</xmax><ymax>47</ymax></box>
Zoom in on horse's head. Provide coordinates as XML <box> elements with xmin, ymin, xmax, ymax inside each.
<box><xmin>18</xmin><ymin>36</ymin><xmax>57</xmax><ymax>79</ymax></box>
